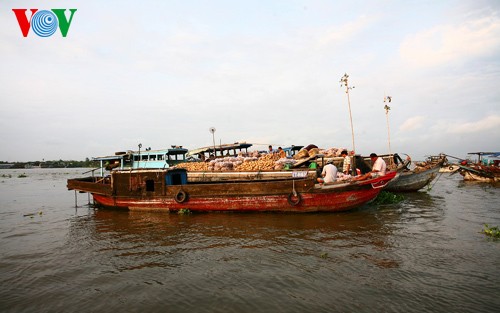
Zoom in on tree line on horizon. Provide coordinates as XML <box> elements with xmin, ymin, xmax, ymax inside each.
<box><xmin>0</xmin><ymin>158</ymin><xmax>99</xmax><ymax>169</ymax></box>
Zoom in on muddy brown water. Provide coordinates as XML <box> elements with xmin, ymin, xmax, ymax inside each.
<box><xmin>1</xmin><ymin>168</ymin><xmax>499</xmax><ymax>312</ymax></box>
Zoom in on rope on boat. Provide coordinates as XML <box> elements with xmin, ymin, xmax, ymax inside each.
<box><xmin>427</xmin><ymin>172</ymin><xmax>444</xmax><ymax>191</ymax></box>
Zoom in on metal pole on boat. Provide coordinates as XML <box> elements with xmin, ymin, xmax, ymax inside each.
<box><xmin>340</xmin><ymin>73</ymin><xmax>356</xmax><ymax>153</ymax></box>
<box><xmin>138</xmin><ymin>143</ymin><xmax>142</xmax><ymax>168</ymax></box>
<box><xmin>209</xmin><ymin>127</ymin><xmax>216</xmax><ymax>158</ymax></box>
<box><xmin>384</xmin><ymin>96</ymin><xmax>393</xmax><ymax>168</ymax></box>
<box><xmin>340</xmin><ymin>73</ymin><xmax>358</xmax><ymax>175</ymax></box>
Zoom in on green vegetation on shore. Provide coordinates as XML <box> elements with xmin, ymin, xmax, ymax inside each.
<box><xmin>0</xmin><ymin>158</ymin><xmax>99</xmax><ymax>169</ymax></box>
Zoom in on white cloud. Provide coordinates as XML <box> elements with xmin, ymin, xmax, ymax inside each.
<box><xmin>400</xmin><ymin>12</ymin><xmax>500</xmax><ymax>68</ymax></box>
<box><xmin>316</xmin><ymin>14</ymin><xmax>379</xmax><ymax>47</ymax></box>
<box><xmin>445</xmin><ymin>114</ymin><xmax>500</xmax><ymax>134</ymax></box>
<box><xmin>400</xmin><ymin>116</ymin><xmax>425</xmax><ymax>131</ymax></box>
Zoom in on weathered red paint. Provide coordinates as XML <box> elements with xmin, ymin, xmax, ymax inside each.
<box><xmin>75</xmin><ymin>171</ymin><xmax>397</xmax><ymax>213</ymax></box>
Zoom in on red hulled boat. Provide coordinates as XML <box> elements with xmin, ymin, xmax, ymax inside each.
<box><xmin>67</xmin><ymin>168</ymin><xmax>397</xmax><ymax>213</ymax></box>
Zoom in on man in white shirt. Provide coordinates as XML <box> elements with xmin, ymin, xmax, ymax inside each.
<box><xmin>317</xmin><ymin>160</ymin><xmax>338</xmax><ymax>184</ymax></box>
<box><xmin>371</xmin><ymin>153</ymin><xmax>386</xmax><ymax>176</ymax></box>
<box><xmin>353</xmin><ymin>153</ymin><xmax>387</xmax><ymax>181</ymax></box>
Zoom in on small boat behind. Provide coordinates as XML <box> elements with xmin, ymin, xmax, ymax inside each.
<box><xmin>457</xmin><ymin>152</ymin><xmax>500</xmax><ymax>183</ymax></box>
<box><xmin>384</xmin><ymin>154</ymin><xmax>447</xmax><ymax>192</ymax></box>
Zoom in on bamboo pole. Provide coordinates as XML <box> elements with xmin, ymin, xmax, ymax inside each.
<box><xmin>340</xmin><ymin>73</ymin><xmax>356</xmax><ymax>153</ymax></box>
<box><xmin>384</xmin><ymin>96</ymin><xmax>393</xmax><ymax>168</ymax></box>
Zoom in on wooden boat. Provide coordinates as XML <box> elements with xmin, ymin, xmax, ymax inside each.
<box><xmin>67</xmin><ymin>168</ymin><xmax>397</xmax><ymax>213</ymax></box>
<box><xmin>439</xmin><ymin>164</ymin><xmax>459</xmax><ymax>173</ymax></box>
<box><xmin>386</xmin><ymin>156</ymin><xmax>445</xmax><ymax>192</ymax></box>
<box><xmin>357</xmin><ymin>153</ymin><xmax>446</xmax><ymax>192</ymax></box>
<box><xmin>455</xmin><ymin>152</ymin><xmax>500</xmax><ymax>182</ymax></box>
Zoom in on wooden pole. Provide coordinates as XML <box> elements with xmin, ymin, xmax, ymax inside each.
<box><xmin>384</xmin><ymin>97</ymin><xmax>393</xmax><ymax>168</ymax></box>
<box><xmin>340</xmin><ymin>73</ymin><xmax>356</xmax><ymax>153</ymax></box>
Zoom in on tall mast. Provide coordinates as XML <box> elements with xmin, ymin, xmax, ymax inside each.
<box><xmin>340</xmin><ymin>73</ymin><xmax>356</xmax><ymax>153</ymax></box>
<box><xmin>384</xmin><ymin>95</ymin><xmax>393</xmax><ymax>167</ymax></box>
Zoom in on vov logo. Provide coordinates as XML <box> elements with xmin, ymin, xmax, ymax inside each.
<box><xmin>12</xmin><ymin>9</ymin><xmax>77</xmax><ymax>37</ymax></box>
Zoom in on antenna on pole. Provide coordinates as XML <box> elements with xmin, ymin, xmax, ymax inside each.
<box><xmin>340</xmin><ymin>73</ymin><xmax>356</xmax><ymax>153</ymax></box>
<box><xmin>209</xmin><ymin>127</ymin><xmax>216</xmax><ymax>158</ymax></box>
<box><xmin>384</xmin><ymin>95</ymin><xmax>393</xmax><ymax>167</ymax></box>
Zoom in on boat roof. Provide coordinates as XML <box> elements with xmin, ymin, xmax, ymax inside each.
<box><xmin>467</xmin><ymin>152</ymin><xmax>500</xmax><ymax>156</ymax></box>
<box><xmin>93</xmin><ymin>146</ymin><xmax>188</xmax><ymax>161</ymax></box>
<box><xmin>282</xmin><ymin>145</ymin><xmax>304</xmax><ymax>152</ymax></box>
<box><xmin>187</xmin><ymin>142</ymin><xmax>253</xmax><ymax>156</ymax></box>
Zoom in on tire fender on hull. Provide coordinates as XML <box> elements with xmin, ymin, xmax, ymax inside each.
<box><xmin>287</xmin><ymin>192</ymin><xmax>301</xmax><ymax>206</ymax></box>
<box><xmin>175</xmin><ymin>190</ymin><xmax>188</xmax><ymax>203</ymax></box>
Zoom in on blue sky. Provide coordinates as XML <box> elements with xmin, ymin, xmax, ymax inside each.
<box><xmin>1</xmin><ymin>0</ymin><xmax>499</xmax><ymax>162</ymax></box>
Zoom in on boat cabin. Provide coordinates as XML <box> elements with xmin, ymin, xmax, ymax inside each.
<box><xmin>467</xmin><ymin>152</ymin><xmax>500</xmax><ymax>166</ymax></box>
<box><xmin>93</xmin><ymin>146</ymin><xmax>188</xmax><ymax>176</ymax></box>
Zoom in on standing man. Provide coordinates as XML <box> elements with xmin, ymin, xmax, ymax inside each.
<box><xmin>341</xmin><ymin>150</ymin><xmax>351</xmax><ymax>175</ymax></box>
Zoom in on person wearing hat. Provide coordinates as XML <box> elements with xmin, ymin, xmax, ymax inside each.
<box><xmin>317</xmin><ymin>159</ymin><xmax>338</xmax><ymax>184</ymax></box>
<box><xmin>341</xmin><ymin>150</ymin><xmax>351</xmax><ymax>175</ymax></box>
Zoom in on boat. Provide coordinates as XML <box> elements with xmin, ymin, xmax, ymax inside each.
<box><xmin>67</xmin><ymin>167</ymin><xmax>397</xmax><ymax>213</ymax></box>
<box><xmin>384</xmin><ymin>154</ymin><xmax>447</xmax><ymax>192</ymax></box>
<box><xmin>439</xmin><ymin>164</ymin><xmax>459</xmax><ymax>173</ymax></box>
<box><xmin>456</xmin><ymin>152</ymin><xmax>500</xmax><ymax>182</ymax></box>
<box><xmin>353</xmin><ymin>153</ymin><xmax>446</xmax><ymax>192</ymax></box>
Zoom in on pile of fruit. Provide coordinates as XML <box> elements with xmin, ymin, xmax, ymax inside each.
<box><xmin>175</xmin><ymin>146</ymin><xmax>350</xmax><ymax>172</ymax></box>
<box><xmin>176</xmin><ymin>153</ymin><xmax>296</xmax><ymax>172</ymax></box>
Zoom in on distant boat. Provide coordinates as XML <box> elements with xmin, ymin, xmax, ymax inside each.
<box><xmin>457</xmin><ymin>152</ymin><xmax>500</xmax><ymax>183</ymax></box>
<box><xmin>439</xmin><ymin>164</ymin><xmax>459</xmax><ymax>173</ymax></box>
<box><xmin>384</xmin><ymin>154</ymin><xmax>447</xmax><ymax>192</ymax></box>
<box><xmin>24</xmin><ymin>163</ymin><xmax>41</xmax><ymax>169</ymax></box>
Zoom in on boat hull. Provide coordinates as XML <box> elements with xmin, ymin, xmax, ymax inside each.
<box><xmin>69</xmin><ymin>171</ymin><xmax>397</xmax><ymax>213</ymax></box>
<box><xmin>460</xmin><ymin>170</ymin><xmax>499</xmax><ymax>182</ymax></box>
<box><xmin>385</xmin><ymin>166</ymin><xmax>441</xmax><ymax>192</ymax></box>
<box><xmin>92</xmin><ymin>184</ymin><xmax>379</xmax><ymax>212</ymax></box>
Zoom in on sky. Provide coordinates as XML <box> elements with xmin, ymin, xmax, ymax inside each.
<box><xmin>1</xmin><ymin>0</ymin><xmax>499</xmax><ymax>162</ymax></box>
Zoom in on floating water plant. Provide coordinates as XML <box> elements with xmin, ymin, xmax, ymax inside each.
<box><xmin>373</xmin><ymin>191</ymin><xmax>404</xmax><ymax>204</ymax></box>
<box><xmin>177</xmin><ymin>208</ymin><xmax>191</xmax><ymax>215</ymax></box>
<box><xmin>482</xmin><ymin>224</ymin><xmax>500</xmax><ymax>238</ymax></box>
<box><xmin>18</xmin><ymin>174</ymin><xmax>28</xmax><ymax>178</ymax></box>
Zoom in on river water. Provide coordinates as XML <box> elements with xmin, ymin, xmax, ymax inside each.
<box><xmin>0</xmin><ymin>168</ymin><xmax>499</xmax><ymax>312</ymax></box>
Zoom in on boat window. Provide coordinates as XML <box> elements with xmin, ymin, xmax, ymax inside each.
<box><xmin>142</xmin><ymin>155</ymin><xmax>148</xmax><ymax>161</ymax></box>
<box><xmin>145</xmin><ymin>179</ymin><xmax>155</xmax><ymax>191</ymax></box>
<box><xmin>134</xmin><ymin>155</ymin><xmax>139</xmax><ymax>161</ymax></box>
<box><xmin>150</xmin><ymin>155</ymin><xmax>156</xmax><ymax>161</ymax></box>
<box><xmin>158</xmin><ymin>154</ymin><xmax>164</xmax><ymax>161</ymax></box>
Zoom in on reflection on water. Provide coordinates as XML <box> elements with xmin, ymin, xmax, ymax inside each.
<box><xmin>1</xmin><ymin>169</ymin><xmax>499</xmax><ymax>312</ymax></box>
<box><xmin>68</xmin><ymin>209</ymin><xmax>400</xmax><ymax>273</ymax></box>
